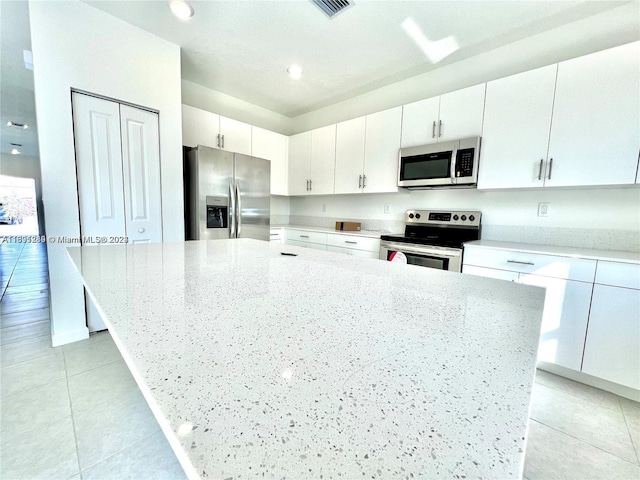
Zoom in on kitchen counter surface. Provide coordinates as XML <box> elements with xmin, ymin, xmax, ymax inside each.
<box><xmin>465</xmin><ymin>239</ymin><xmax>640</xmax><ymax>264</ymax></box>
<box><xmin>68</xmin><ymin>239</ymin><xmax>545</xmax><ymax>480</ymax></box>
<box><xmin>271</xmin><ymin>224</ymin><xmax>395</xmax><ymax>238</ymax></box>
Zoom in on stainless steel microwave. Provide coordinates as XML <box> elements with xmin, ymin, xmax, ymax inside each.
<box><xmin>398</xmin><ymin>136</ymin><xmax>481</xmax><ymax>188</ymax></box>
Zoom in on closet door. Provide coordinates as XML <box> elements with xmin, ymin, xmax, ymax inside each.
<box><xmin>119</xmin><ymin>105</ymin><xmax>163</xmax><ymax>243</ymax></box>
<box><xmin>72</xmin><ymin>93</ymin><xmax>126</xmax><ymax>244</ymax></box>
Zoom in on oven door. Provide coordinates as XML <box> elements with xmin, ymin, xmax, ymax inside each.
<box><xmin>379</xmin><ymin>241</ymin><xmax>462</xmax><ymax>272</ymax></box>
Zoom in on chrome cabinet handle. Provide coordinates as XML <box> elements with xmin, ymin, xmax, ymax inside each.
<box><xmin>507</xmin><ymin>260</ymin><xmax>534</xmax><ymax>266</ymax></box>
<box><xmin>432</xmin><ymin>121</ymin><xmax>436</xmax><ymax>138</ymax></box>
<box><xmin>221</xmin><ymin>134</ymin><xmax>225</xmax><ymax>149</ymax></box>
<box><xmin>236</xmin><ymin>183</ymin><xmax>241</xmax><ymax>236</ymax></box>
<box><xmin>359</xmin><ymin>175</ymin><xmax>362</xmax><ymax>188</ymax></box>
<box><xmin>270</xmin><ymin>233</ymin><xmax>278</xmax><ymax>236</ymax></box>
<box><xmin>216</xmin><ymin>134</ymin><xmax>221</xmax><ymax>148</ymax></box>
<box><xmin>229</xmin><ymin>183</ymin><xmax>235</xmax><ymax>238</ymax></box>
<box><xmin>438</xmin><ymin>120</ymin><xmax>442</xmax><ymax>137</ymax></box>
<box><xmin>345</xmin><ymin>240</ymin><xmax>357</xmax><ymax>244</ymax></box>
<box><xmin>300</xmin><ymin>235</ymin><xmax>309</xmax><ymax>238</ymax></box>
<box><xmin>538</xmin><ymin>159</ymin><xmax>543</xmax><ymax>180</ymax></box>
<box><xmin>309</xmin><ymin>179</ymin><xmax>312</xmax><ymax>191</ymax></box>
<box><xmin>362</xmin><ymin>175</ymin><xmax>366</xmax><ymax>188</ymax></box>
<box><xmin>547</xmin><ymin>158</ymin><xmax>553</xmax><ymax>179</ymax></box>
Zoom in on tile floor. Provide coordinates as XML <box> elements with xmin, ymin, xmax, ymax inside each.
<box><xmin>1</xmin><ymin>241</ymin><xmax>639</xmax><ymax>479</ymax></box>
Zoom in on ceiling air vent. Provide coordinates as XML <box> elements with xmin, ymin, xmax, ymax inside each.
<box><xmin>311</xmin><ymin>0</ymin><xmax>354</xmax><ymax>18</ymax></box>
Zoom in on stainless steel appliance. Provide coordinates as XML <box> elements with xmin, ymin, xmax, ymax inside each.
<box><xmin>379</xmin><ymin>209</ymin><xmax>481</xmax><ymax>272</ymax></box>
<box><xmin>398</xmin><ymin>136</ymin><xmax>481</xmax><ymax>189</ymax></box>
<box><xmin>185</xmin><ymin>145</ymin><xmax>270</xmax><ymax>241</ymax></box>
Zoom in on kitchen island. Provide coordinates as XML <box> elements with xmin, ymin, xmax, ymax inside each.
<box><xmin>67</xmin><ymin>239</ymin><xmax>545</xmax><ymax>479</ymax></box>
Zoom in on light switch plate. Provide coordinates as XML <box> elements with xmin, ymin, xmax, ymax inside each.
<box><xmin>384</xmin><ymin>204</ymin><xmax>391</xmax><ymax>214</ymax></box>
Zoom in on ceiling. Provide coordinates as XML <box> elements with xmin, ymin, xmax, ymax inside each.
<box><xmin>0</xmin><ymin>0</ymin><xmax>635</xmax><ymax>159</ymax></box>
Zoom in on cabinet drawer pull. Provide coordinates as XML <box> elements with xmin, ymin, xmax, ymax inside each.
<box><xmin>300</xmin><ymin>235</ymin><xmax>309</xmax><ymax>238</ymax></box>
<box><xmin>507</xmin><ymin>260</ymin><xmax>535</xmax><ymax>266</ymax></box>
<box><xmin>547</xmin><ymin>158</ymin><xmax>553</xmax><ymax>179</ymax></box>
<box><xmin>270</xmin><ymin>233</ymin><xmax>278</xmax><ymax>236</ymax></box>
<box><xmin>538</xmin><ymin>159</ymin><xmax>543</xmax><ymax>180</ymax></box>
<box><xmin>345</xmin><ymin>240</ymin><xmax>357</xmax><ymax>244</ymax></box>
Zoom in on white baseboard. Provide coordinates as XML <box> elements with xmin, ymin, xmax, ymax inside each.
<box><xmin>537</xmin><ymin>361</ymin><xmax>640</xmax><ymax>402</ymax></box>
<box><xmin>52</xmin><ymin>326</ymin><xmax>89</xmax><ymax>347</ymax></box>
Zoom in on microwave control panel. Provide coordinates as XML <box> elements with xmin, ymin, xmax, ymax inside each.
<box><xmin>455</xmin><ymin>148</ymin><xmax>475</xmax><ymax>177</ymax></box>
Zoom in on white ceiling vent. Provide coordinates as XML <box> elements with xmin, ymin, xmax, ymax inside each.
<box><xmin>311</xmin><ymin>0</ymin><xmax>354</xmax><ymax>19</ymax></box>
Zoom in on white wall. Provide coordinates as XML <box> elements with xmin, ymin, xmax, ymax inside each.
<box><xmin>0</xmin><ymin>153</ymin><xmax>44</xmax><ymax>234</ymax></box>
<box><xmin>289</xmin><ymin>2</ymin><xmax>640</xmax><ymax>133</ymax></box>
<box><xmin>29</xmin><ymin>0</ymin><xmax>183</xmax><ymax>346</ymax></box>
<box><xmin>182</xmin><ymin>80</ymin><xmax>291</xmax><ymax>135</ymax></box>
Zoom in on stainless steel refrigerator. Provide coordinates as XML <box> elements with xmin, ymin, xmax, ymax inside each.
<box><xmin>185</xmin><ymin>145</ymin><xmax>270</xmax><ymax>241</ymax></box>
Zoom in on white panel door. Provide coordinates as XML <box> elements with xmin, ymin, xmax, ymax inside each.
<box><xmin>363</xmin><ymin>107</ymin><xmax>402</xmax><ymax>193</ymax></box>
<box><xmin>119</xmin><ymin>105</ymin><xmax>163</xmax><ymax>244</ymax></box>
<box><xmin>72</xmin><ymin>93</ymin><xmax>126</xmax><ymax>244</ymax></box>
<box><xmin>401</xmin><ymin>97</ymin><xmax>440</xmax><ymax>147</ymax></box>
<box><xmin>519</xmin><ymin>274</ymin><xmax>592</xmax><ymax>371</ymax></box>
<box><xmin>582</xmin><ymin>284</ymin><xmax>640</xmax><ymax>389</ymax></box>
<box><xmin>220</xmin><ymin>116</ymin><xmax>251</xmax><ymax>155</ymax></box>
<box><xmin>309</xmin><ymin>125</ymin><xmax>336</xmax><ymax>195</ymax></box>
<box><xmin>437</xmin><ymin>83</ymin><xmax>486</xmax><ymax>141</ymax></box>
<box><xmin>288</xmin><ymin>131</ymin><xmax>311</xmax><ymax>195</ymax></box>
<box><xmin>478</xmin><ymin>65</ymin><xmax>557</xmax><ymax>189</ymax></box>
<box><xmin>181</xmin><ymin>104</ymin><xmax>219</xmax><ymax>148</ymax></box>
<box><xmin>546</xmin><ymin>41</ymin><xmax>640</xmax><ymax>187</ymax></box>
<box><xmin>252</xmin><ymin>126</ymin><xmax>288</xmax><ymax>195</ymax></box>
<box><xmin>334</xmin><ymin>117</ymin><xmax>366</xmax><ymax>194</ymax></box>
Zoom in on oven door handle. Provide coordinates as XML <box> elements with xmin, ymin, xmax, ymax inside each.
<box><xmin>381</xmin><ymin>241</ymin><xmax>462</xmax><ymax>257</ymax></box>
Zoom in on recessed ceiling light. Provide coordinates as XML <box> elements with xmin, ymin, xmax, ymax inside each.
<box><xmin>287</xmin><ymin>64</ymin><xmax>303</xmax><ymax>79</ymax></box>
<box><xmin>7</xmin><ymin>121</ymin><xmax>28</xmax><ymax>129</ymax></box>
<box><xmin>169</xmin><ymin>0</ymin><xmax>194</xmax><ymax>20</ymax></box>
<box><xmin>11</xmin><ymin>148</ymin><xmax>21</xmax><ymax>155</ymax></box>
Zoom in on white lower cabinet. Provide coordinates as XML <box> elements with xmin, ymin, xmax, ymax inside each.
<box><xmin>581</xmin><ymin>262</ymin><xmax>640</xmax><ymax>390</ymax></box>
<box><xmin>326</xmin><ymin>246</ymin><xmax>378</xmax><ymax>259</ymax></box>
<box><xmin>269</xmin><ymin>228</ymin><xmax>284</xmax><ymax>244</ymax></box>
<box><xmin>284</xmin><ymin>229</ymin><xmax>380</xmax><ymax>257</ymax></box>
<box><xmin>286</xmin><ymin>239</ymin><xmax>327</xmax><ymax>251</ymax></box>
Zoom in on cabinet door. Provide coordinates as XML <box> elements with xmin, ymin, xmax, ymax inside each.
<box><xmin>334</xmin><ymin>117</ymin><xmax>366</xmax><ymax>194</ymax></box>
<box><xmin>437</xmin><ymin>84</ymin><xmax>486</xmax><ymax>141</ymax></box>
<box><xmin>546</xmin><ymin>42</ymin><xmax>640</xmax><ymax>187</ymax></box>
<box><xmin>252</xmin><ymin>126</ymin><xmax>288</xmax><ymax>195</ymax></box>
<box><xmin>582</xmin><ymin>284</ymin><xmax>640</xmax><ymax>389</ymax></box>
<box><xmin>181</xmin><ymin>104</ymin><xmax>219</xmax><ymax>148</ymax></box>
<box><xmin>477</xmin><ymin>65</ymin><xmax>557</xmax><ymax>189</ymax></box>
<box><xmin>400</xmin><ymin>97</ymin><xmax>440</xmax><ymax>147</ymax></box>
<box><xmin>119</xmin><ymin>105</ymin><xmax>163</xmax><ymax>243</ymax></box>
<box><xmin>519</xmin><ymin>274</ymin><xmax>592</xmax><ymax>371</ymax></box>
<box><xmin>219</xmin><ymin>116</ymin><xmax>251</xmax><ymax>156</ymax></box>
<box><xmin>309</xmin><ymin>125</ymin><xmax>336</xmax><ymax>195</ymax></box>
<box><xmin>288</xmin><ymin>131</ymin><xmax>311</xmax><ymax>196</ymax></box>
<box><xmin>363</xmin><ymin>107</ymin><xmax>402</xmax><ymax>193</ymax></box>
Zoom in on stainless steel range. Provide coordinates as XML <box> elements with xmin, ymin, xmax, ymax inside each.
<box><xmin>380</xmin><ymin>210</ymin><xmax>481</xmax><ymax>272</ymax></box>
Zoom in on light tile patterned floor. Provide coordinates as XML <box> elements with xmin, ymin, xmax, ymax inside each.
<box><xmin>1</xmin><ymin>241</ymin><xmax>639</xmax><ymax>479</ymax></box>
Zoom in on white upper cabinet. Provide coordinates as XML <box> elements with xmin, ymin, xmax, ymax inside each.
<box><xmin>363</xmin><ymin>106</ymin><xmax>402</xmax><ymax>193</ymax></box>
<box><xmin>400</xmin><ymin>97</ymin><xmax>440</xmax><ymax>147</ymax></box>
<box><xmin>182</xmin><ymin>104</ymin><xmax>219</xmax><ymax>148</ymax></box>
<box><xmin>309</xmin><ymin>125</ymin><xmax>337</xmax><ymax>195</ymax></box>
<box><xmin>478</xmin><ymin>65</ymin><xmax>557</xmax><ymax>189</ymax></box>
<box><xmin>219</xmin><ymin>116</ymin><xmax>252</xmax><ymax>156</ymax></box>
<box><xmin>437</xmin><ymin>84</ymin><xmax>486</xmax><ymax>141</ymax></box>
<box><xmin>335</xmin><ymin>117</ymin><xmax>366</xmax><ymax>194</ymax></box>
<box><xmin>546</xmin><ymin>41</ymin><xmax>640</xmax><ymax>187</ymax></box>
<box><xmin>288</xmin><ymin>131</ymin><xmax>312</xmax><ymax>196</ymax></box>
<box><xmin>252</xmin><ymin>126</ymin><xmax>288</xmax><ymax>195</ymax></box>
<box><xmin>401</xmin><ymin>85</ymin><xmax>485</xmax><ymax>148</ymax></box>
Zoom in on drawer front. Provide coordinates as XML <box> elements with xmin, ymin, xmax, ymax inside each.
<box><xmin>463</xmin><ymin>246</ymin><xmax>596</xmax><ymax>282</ymax></box>
<box><xmin>286</xmin><ymin>230</ymin><xmax>328</xmax><ymax>245</ymax></box>
<box><xmin>595</xmin><ymin>261</ymin><xmax>640</xmax><ymax>289</ymax></box>
<box><xmin>327</xmin><ymin>233</ymin><xmax>380</xmax><ymax>252</ymax></box>
<box><xmin>269</xmin><ymin>229</ymin><xmax>284</xmax><ymax>242</ymax></box>
<box><xmin>286</xmin><ymin>239</ymin><xmax>327</xmax><ymax>251</ymax></box>
<box><xmin>327</xmin><ymin>245</ymin><xmax>380</xmax><ymax>259</ymax></box>
<box><xmin>462</xmin><ymin>265</ymin><xmax>519</xmax><ymax>282</ymax></box>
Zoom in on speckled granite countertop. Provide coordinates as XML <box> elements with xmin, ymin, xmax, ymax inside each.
<box><xmin>465</xmin><ymin>240</ymin><xmax>640</xmax><ymax>264</ymax></box>
<box><xmin>271</xmin><ymin>225</ymin><xmax>395</xmax><ymax>238</ymax></box>
<box><xmin>68</xmin><ymin>239</ymin><xmax>545</xmax><ymax>480</ymax></box>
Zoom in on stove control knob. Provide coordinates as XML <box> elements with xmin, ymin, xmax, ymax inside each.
<box><xmin>415</xmin><ymin>213</ymin><xmax>421</xmax><ymax>219</ymax></box>
<box><xmin>461</xmin><ymin>215</ymin><xmax>467</xmax><ymax>221</ymax></box>
<box><xmin>453</xmin><ymin>215</ymin><xmax>459</xmax><ymax>221</ymax></box>
<box><xmin>469</xmin><ymin>215</ymin><xmax>475</xmax><ymax>221</ymax></box>
<box><xmin>409</xmin><ymin>213</ymin><xmax>414</xmax><ymax>219</ymax></box>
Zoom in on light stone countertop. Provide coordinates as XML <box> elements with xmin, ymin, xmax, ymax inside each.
<box><xmin>465</xmin><ymin>240</ymin><xmax>640</xmax><ymax>264</ymax></box>
<box><xmin>271</xmin><ymin>224</ymin><xmax>396</xmax><ymax>238</ymax></box>
<box><xmin>67</xmin><ymin>239</ymin><xmax>545</xmax><ymax>480</ymax></box>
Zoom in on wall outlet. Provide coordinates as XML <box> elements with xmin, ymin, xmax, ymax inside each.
<box><xmin>322</xmin><ymin>203</ymin><xmax>327</xmax><ymax>213</ymax></box>
<box><xmin>537</xmin><ymin>202</ymin><xmax>550</xmax><ymax>217</ymax></box>
<box><xmin>384</xmin><ymin>204</ymin><xmax>391</xmax><ymax>214</ymax></box>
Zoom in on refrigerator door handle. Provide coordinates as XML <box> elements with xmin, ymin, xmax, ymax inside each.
<box><xmin>236</xmin><ymin>183</ymin><xmax>242</xmax><ymax>237</ymax></box>
<box><xmin>229</xmin><ymin>182</ymin><xmax>236</xmax><ymax>238</ymax></box>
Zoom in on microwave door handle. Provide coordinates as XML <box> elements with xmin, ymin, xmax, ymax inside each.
<box><xmin>450</xmin><ymin>148</ymin><xmax>458</xmax><ymax>184</ymax></box>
